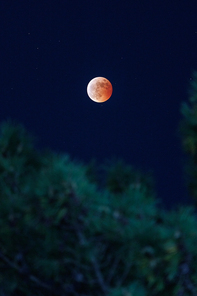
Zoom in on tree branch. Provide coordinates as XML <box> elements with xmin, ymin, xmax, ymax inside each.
<box><xmin>0</xmin><ymin>250</ymin><xmax>52</xmax><ymax>291</ymax></box>
<box><xmin>90</xmin><ymin>255</ymin><xmax>108</xmax><ymax>296</ymax></box>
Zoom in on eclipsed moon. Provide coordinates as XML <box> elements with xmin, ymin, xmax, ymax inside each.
<box><xmin>87</xmin><ymin>77</ymin><xmax>113</xmax><ymax>103</ymax></box>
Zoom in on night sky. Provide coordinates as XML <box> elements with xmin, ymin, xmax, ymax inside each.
<box><xmin>1</xmin><ymin>1</ymin><xmax>197</xmax><ymax>210</ymax></box>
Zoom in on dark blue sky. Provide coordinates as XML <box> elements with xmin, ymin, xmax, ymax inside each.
<box><xmin>1</xmin><ymin>1</ymin><xmax>197</xmax><ymax>209</ymax></box>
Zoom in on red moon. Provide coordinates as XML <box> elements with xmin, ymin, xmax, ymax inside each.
<box><xmin>87</xmin><ymin>77</ymin><xmax>113</xmax><ymax>103</ymax></box>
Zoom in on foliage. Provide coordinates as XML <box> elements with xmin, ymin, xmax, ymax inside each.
<box><xmin>179</xmin><ymin>71</ymin><xmax>197</xmax><ymax>204</ymax></box>
<box><xmin>0</xmin><ymin>121</ymin><xmax>197</xmax><ymax>295</ymax></box>
<box><xmin>102</xmin><ymin>158</ymin><xmax>155</xmax><ymax>196</ymax></box>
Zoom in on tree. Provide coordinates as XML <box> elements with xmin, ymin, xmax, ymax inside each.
<box><xmin>0</xmin><ymin>120</ymin><xmax>197</xmax><ymax>295</ymax></box>
<box><xmin>179</xmin><ymin>71</ymin><xmax>197</xmax><ymax>204</ymax></box>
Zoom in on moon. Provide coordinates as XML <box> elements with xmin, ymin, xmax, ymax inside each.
<box><xmin>87</xmin><ymin>77</ymin><xmax>113</xmax><ymax>103</ymax></box>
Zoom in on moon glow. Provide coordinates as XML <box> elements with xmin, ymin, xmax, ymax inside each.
<box><xmin>87</xmin><ymin>77</ymin><xmax>113</xmax><ymax>103</ymax></box>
